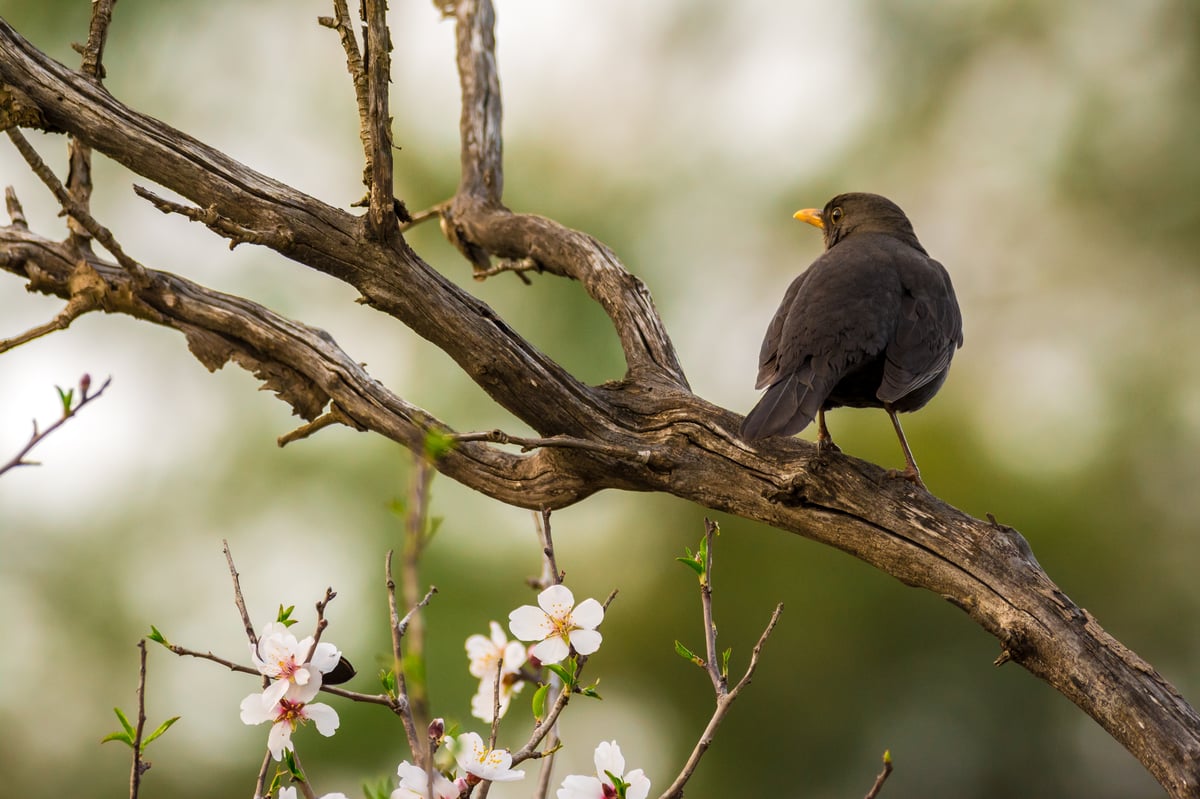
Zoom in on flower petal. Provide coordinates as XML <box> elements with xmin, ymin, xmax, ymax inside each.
<box><xmin>556</xmin><ymin>774</ymin><xmax>603</xmax><ymax>799</ymax></box>
<box><xmin>568</xmin><ymin>628</ymin><xmax>602</xmax><ymax>656</ymax></box>
<box><xmin>530</xmin><ymin>636</ymin><xmax>570</xmax><ymax>665</ymax></box>
<box><xmin>624</xmin><ymin>769</ymin><xmax>651</xmax><ymax>799</ymax></box>
<box><xmin>508</xmin><ymin>605</ymin><xmax>554</xmax><ymax>642</ymax></box>
<box><xmin>570</xmin><ymin>597</ymin><xmax>604</xmax><ymax>629</ymax></box>
<box><xmin>263</xmin><ymin>679</ymin><xmax>289</xmax><ymax>707</ymax></box>
<box><xmin>305</xmin><ymin>702</ymin><xmax>340</xmax><ymax>737</ymax></box>
<box><xmin>537</xmin><ymin>584</ymin><xmax>576</xmax><ymax>617</ymax></box>
<box><xmin>310</xmin><ymin>642</ymin><xmax>341</xmax><ymax>674</ymax></box>
<box><xmin>268</xmin><ymin>720</ymin><xmax>293</xmax><ymax>761</ymax></box>
<box><xmin>240</xmin><ymin>692</ymin><xmax>274</xmax><ymax>725</ymax></box>
<box><xmin>593</xmin><ymin>740</ymin><xmax>625</xmax><ymax>781</ymax></box>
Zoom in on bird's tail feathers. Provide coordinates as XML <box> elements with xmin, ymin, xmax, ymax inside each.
<box><xmin>740</xmin><ymin>373</ymin><xmax>821</xmax><ymax>440</ymax></box>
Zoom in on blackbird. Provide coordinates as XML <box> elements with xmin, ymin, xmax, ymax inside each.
<box><xmin>741</xmin><ymin>192</ymin><xmax>963</xmax><ymax>487</ymax></box>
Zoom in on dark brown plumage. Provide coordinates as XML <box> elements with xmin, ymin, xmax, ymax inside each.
<box><xmin>741</xmin><ymin>192</ymin><xmax>963</xmax><ymax>487</ymax></box>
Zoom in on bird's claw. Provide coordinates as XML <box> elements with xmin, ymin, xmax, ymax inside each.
<box><xmin>885</xmin><ymin>466</ymin><xmax>926</xmax><ymax>490</ymax></box>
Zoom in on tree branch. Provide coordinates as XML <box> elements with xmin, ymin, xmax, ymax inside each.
<box><xmin>1</xmin><ymin>12</ymin><xmax>1199</xmax><ymax>797</ymax></box>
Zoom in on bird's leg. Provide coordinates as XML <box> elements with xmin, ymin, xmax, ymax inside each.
<box><xmin>884</xmin><ymin>406</ymin><xmax>925</xmax><ymax>489</ymax></box>
<box><xmin>816</xmin><ymin>409</ymin><xmax>840</xmax><ymax>454</ymax></box>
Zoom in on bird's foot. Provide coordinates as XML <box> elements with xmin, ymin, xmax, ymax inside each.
<box><xmin>885</xmin><ymin>464</ymin><xmax>926</xmax><ymax>490</ymax></box>
<box><xmin>816</xmin><ymin>435</ymin><xmax>841</xmax><ymax>455</ymax></box>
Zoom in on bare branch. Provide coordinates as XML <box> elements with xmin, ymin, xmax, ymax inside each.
<box><xmin>0</xmin><ymin>375</ymin><xmax>111</xmax><ymax>476</ymax></box>
<box><xmin>129</xmin><ymin>639</ymin><xmax>149</xmax><ymax>799</ymax></box>
<box><xmin>385</xmin><ymin>549</ymin><xmax>424</xmax><ymax>767</ymax></box>
<box><xmin>6</xmin><ymin>128</ymin><xmax>148</xmax><ymax>285</ymax></box>
<box><xmin>222</xmin><ymin>541</ymin><xmax>259</xmax><ymax>649</ymax></box>
<box><xmin>863</xmin><ymin>751</ymin><xmax>894</xmax><ymax>799</ymax></box>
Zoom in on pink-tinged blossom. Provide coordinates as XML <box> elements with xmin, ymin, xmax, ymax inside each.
<box><xmin>448</xmin><ymin>731</ymin><xmax>525</xmax><ymax>783</ymax></box>
<box><xmin>240</xmin><ymin>683</ymin><xmax>340</xmax><ymax>761</ymax></box>
<box><xmin>466</xmin><ymin>621</ymin><xmax>528</xmax><ymax>721</ymax></box>
<box><xmin>390</xmin><ymin>761</ymin><xmax>461</xmax><ymax>799</ymax></box>
<box><xmin>508</xmin><ymin>584</ymin><xmax>604</xmax><ymax>664</ymax></box>
<box><xmin>251</xmin><ymin>621</ymin><xmax>342</xmax><ymax>705</ymax></box>
<box><xmin>556</xmin><ymin>740</ymin><xmax>650</xmax><ymax>799</ymax></box>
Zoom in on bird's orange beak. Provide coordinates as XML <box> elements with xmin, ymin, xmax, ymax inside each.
<box><xmin>793</xmin><ymin>208</ymin><xmax>824</xmax><ymax>229</ymax></box>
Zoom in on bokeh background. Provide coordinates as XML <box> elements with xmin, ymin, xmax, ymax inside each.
<box><xmin>2</xmin><ymin>1</ymin><xmax>1199</xmax><ymax>797</ymax></box>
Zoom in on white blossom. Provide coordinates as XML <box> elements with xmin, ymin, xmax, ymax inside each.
<box><xmin>508</xmin><ymin>584</ymin><xmax>604</xmax><ymax>664</ymax></box>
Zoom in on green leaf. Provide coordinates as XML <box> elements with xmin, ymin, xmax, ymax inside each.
<box><xmin>362</xmin><ymin>778</ymin><xmax>393</xmax><ymax>799</ymax></box>
<box><xmin>379</xmin><ymin>668</ymin><xmax>398</xmax><ymax>698</ymax></box>
<box><xmin>675</xmin><ymin>556</ymin><xmax>704</xmax><ymax>576</ymax></box>
<box><xmin>721</xmin><ymin>647</ymin><xmax>732</xmax><ymax>680</ymax></box>
<box><xmin>674</xmin><ymin>640</ymin><xmax>704</xmax><ymax>668</ymax></box>
<box><xmin>146</xmin><ymin>626</ymin><xmax>168</xmax><ymax>646</ymax></box>
<box><xmin>142</xmin><ymin>715</ymin><xmax>180</xmax><ymax>746</ymax></box>
<box><xmin>276</xmin><ymin>604</ymin><xmax>297</xmax><ymax>626</ymax></box>
<box><xmin>56</xmin><ymin>385</ymin><xmax>74</xmax><ymax>415</ymax></box>
<box><xmin>100</xmin><ymin>730</ymin><xmax>133</xmax><ymax>747</ymax></box>
<box><xmin>423</xmin><ymin>430</ymin><xmax>457</xmax><ymax>460</ymax></box>
<box><xmin>531</xmin><ymin>682</ymin><xmax>549</xmax><ymax>722</ymax></box>
<box><xmin>113</xmin><ymin>707</ymin><xmax>135</xmax><ymax>737</ymax></box>
<box><xmin>283</xmin><ymin>748</ymin><xmax>304</xmax><ymax>781</ymax></box>
<box><xmin>545</xmin><ymin>662</ymin><xmax>576</xmax><ymax>687</ymax></box>
<box><xmin>579</xmin><ymin>682</ymin><xmax>603</xmax><ymax>700</ymax></box>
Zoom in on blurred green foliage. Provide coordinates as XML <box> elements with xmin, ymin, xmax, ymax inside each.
<box><xmin>2</xmin><ymin>2</ymin><xmax>1199</xmax><ymax>799</ymax></box>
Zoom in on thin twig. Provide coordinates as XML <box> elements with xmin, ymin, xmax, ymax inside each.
<box><xmin>133</xmin><ymin>185</ymin><xmax>293</xmax><ymax>250</ymax></box>
<box><xmin>658</xmin><ymin>602</ymin><xmax>784</xmax><ymax>799</ymax></box>
<box><xmin>254</xmin><ymin>751</ymin><xmax>272</xmax><ymax>799</ymax></box>
<box><xmin>277</xmin><ymin>405</ymin><xmax>362</xmax><ymax>447</ymax></box>
<box><xmin>5</xmin><ymin>185</ymin><xmax>29</xmax><ymax>228</ymax></box>
<box><xmin>533</xmin><ymin>509</ymin><xmax>561</xmax><ymax>589</ymax></box>
<box><xmin>290</xmin><ymin>750</ymin><xmax>318</xmax><ymax>799</ymax></box>
<box><xmin>129</xmin><ymin>639</ymin><xmax>149</xmax><ymax>799</ymax></box>
<box><xmin>453</xmin><ymin>428</ymin><xmax>651</xmax><ymax>464</ymax></box>
<box><xmin>385</xmin><ymin>549</ymin><xmax>425</xmax><ymax>767</ymax></box>
<box><xmin>396</xmin><ymin>585</ymin><xmax>438</xmax><ymax>640</ymax></box>
<box><xmin>223</xmin><ymin>541</ymin><xmax>259</xmax><ymax>649</ymax></box>
<box><xmin>302</xmin><ymin>588</ymin><xmax>336</xmax><ymax>665</ymax></box>
<box><xmin>700</xmin><ymin>519</ymin><xmax>723</xmax><ymax>692</ymax></box>
<box><xmin>398</xmin><ymin>201</ymin><xmax>447</xmax><ymax>232</ymax></box>
<box><xmin>864</xmin><ymin>751</ymin><xmax>894</xmax><ymax>799</ymax></box>
<box><xmin>402</xmin><ymin>456</ymin><xmax>434</xmax><ymax>731</ymax></box>
<box><xmin>0</xmin><ymin>375</ymin><xmax>111</xmax><ymax>476</ymax></box>
<box><xmin>488</xmin><ymin>660</ymin><xmax>502</xmax><ymax>749</ymax></box>
<box><xmin>65</xmin><ymin>0</ymin><xmax>117</xmax><ymax>250</ymax></box>
<box><xmin>7</xmin><ymin>128</ymin><xmax>149</xmax><ymax>285</ymax></box>
<box><xmin>532</xmin><ymin>727</ymin><xmax>559</xmax><ymax>799</ymax></box>
<box><xmin>0</xmin><ymin>292</ymin><xmax>98</xmax><ymax>355</ymax></box>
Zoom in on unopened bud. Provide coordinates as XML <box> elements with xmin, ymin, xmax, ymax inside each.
<box><xmin>428</xmin><ymin>717</ymin><xmax>445</xmax><ymax>741</ymax></box>
<box><xmin>79</xmin><ymin>373</ymin><xmax>91</xmax><ymax>398</ymax></box>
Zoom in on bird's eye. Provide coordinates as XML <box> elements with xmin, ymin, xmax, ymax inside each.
<box><xmin>829</xmin><ymin>207</ymin><xmax>843</xmax><ymax>225</ymax></box>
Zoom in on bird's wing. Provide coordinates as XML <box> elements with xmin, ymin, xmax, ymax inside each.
<box><xmin>754</xmin><ymin>270</ymin><xmax>810</xmax><ymax>389</ymax></box>
<box><xmin>877</xmin><ymin>255</ymin><xmax>963</xmax><ymax>403</ymax></box>
<box><xmin>743</xmin><ymin>245</ymin><xmax>899</xmax><ymax>438</ymax></box>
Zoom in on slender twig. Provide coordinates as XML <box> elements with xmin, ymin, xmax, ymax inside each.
<box><xmin>290</xmin><ymin>750</ymin><xmax>318</xmax><ymax>799</ymax></box>
<box><xmin>658</xmin><ymin>602</ymin><xmax>784</xmax><ymax>799</ymax></box>
<box><xmin>302</xmin><ymin>588</ymin><xmax>336</xmax><ymax>665</ymax></box>
<box><xmin>472</xmin><ymin>257</ymin><xmax>539</xmax><ymax>283</ymax></box>
<box><xmin>76</xmin><ymin>0</ymin><xmax>117</xmax><ymax>80</ymax></box>
<box><xmin>223</xmin><ymin>541</ymin><xmax>259</xmax><ymax>649</ymax></box>
<box><xmin>4</xmin><ymin>186</ymin><xmax>28</xmax><ymax>232</ymax></box>
<box><xmin>699</xmin><ymin>519</ymin><xmax>723</xmax><ymax>692</ymax></box>
<box><xmin>0</xmin><ymin>292</ymin><xmax>98</xmax><ymax>355</ymax></box>
<box><xmin>133</xmin><ymin>185</ymin><xmax>293</xmax><ymax>250</ymax></box>
<box><xmin>532</xmin><ymin>727</ymin><xmax>560</xmax><ymax>799</ymax></box>
<box><xmin>402</xmin><ymin>457</ymin><xmax>434</xmax><ymax>731</ymax></box>
<box><xmin>385</xmin><ymin>549</ymin><xmax>424</xmax><ymax>767</ymax></box>
<box><xmin>488</xmin><ymin>661</ymin><xmax>502</xmax><ymax>749</ymax></box>
<box><xmin>533</xmin><ymin>509</ymin><xmax>561</xmax><ymax>589</ymax></box>
<box><xmin>6</xmin><ymin>128</ymin><xmax>149</xmax><ymax>285</ymax></box>
<box><xmin>129</xmin><ymin>639</ymin><xmax>149</xmax><ymax>799</ymax></box>
<box><xmin>453</xmin><ymin>429</ymin><xmax>650</xmax><ymax>463</ymax></box>
<box><xmin>0</xmin><ymin>375</ymin><xmax>110</xmax><ymax>476</ymax></box>
<box><xmin>864</xmin><ymin>751</ymin><xmax>894</xmax><ymax>799</ymax></box>
<box><xmin>277</xmin><ymin>405</ymin><xmax>363</xmax><ymax>447</ymax></box>
<box><xmin>254</xmin><ymin>751</ymin><xmax>272</xmax><ymax>799</ymax></box>
<box><xmin>399</xmin><ymin>201</ymin><xmax>447</xmax><ymax>231</ymax></box>
<box><xmin>396</xmin><ymin>585</ymin><xmax>438</xmax><ymax>640</ymax></box>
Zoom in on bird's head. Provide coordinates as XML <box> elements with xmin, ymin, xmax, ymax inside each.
<box><xmin>794</xmin><ymin>192</ymin><xmax>925</xmax><ymax>253</ymax></box>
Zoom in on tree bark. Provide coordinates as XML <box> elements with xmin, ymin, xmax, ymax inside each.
<box><xmin>1</xmin><ymin>7</ymin><xmax>1197</xmax><ymax>796</ymax></box>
